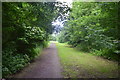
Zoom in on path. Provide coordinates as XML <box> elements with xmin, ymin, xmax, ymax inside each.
<box><xmin>14</xmin><ymin>43</ymin><xmax>63</xmax><ymax>78</ymax></box>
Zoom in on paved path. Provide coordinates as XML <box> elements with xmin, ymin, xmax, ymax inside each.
<box><xmin>14</xmin><ymin>43</ymin><xmax>63</xmax><ymax>78</ymax></box>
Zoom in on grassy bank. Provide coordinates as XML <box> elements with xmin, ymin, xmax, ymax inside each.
<box><xmin>56</xmin><ymin>43</ymin><xmax>119</xmax><ymax>78</ymax></box>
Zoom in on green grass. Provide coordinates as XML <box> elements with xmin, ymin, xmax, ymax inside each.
<box><xmin>56</xmin><ymin>43</ymin><xmax>119</xmax><ymax>78</ymax></box>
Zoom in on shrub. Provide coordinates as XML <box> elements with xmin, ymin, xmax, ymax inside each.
<box><xmin>2</xmin><ymin>46</ymin><xmax>30</xmax><ymax>77</ymax></box>
<box><xmin>91</xmin><ymin>48</ymin><xmax>119</xmax><ymax>61</ymax></box>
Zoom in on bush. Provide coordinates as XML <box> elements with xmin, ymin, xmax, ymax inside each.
<box><xmin>2</xmin><ymin>2</ymin><xmax>61</xmax><ymax>78</ymax></box>
<box><xmin>2</xmin><ymin>26</ymin><xmax>48</xmax><ymax>77</ymax></box>
<box><xmin>2</xmin><ymin>46</ymin><xmax>30</xmax><ymax>77</ymax></box>
<box><xmin>49</xmin><ymin>35</ymin><xmax>56</xmax><ymax>41</ymax></box>
<box><xmin>91</xmin><ymin>48</ymin><xmax>119</xmax><ymax>61</ymax></box>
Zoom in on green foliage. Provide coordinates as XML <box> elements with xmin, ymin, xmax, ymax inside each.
<box><xmin>2</xmin><ymin>43</ymin><xmax>30</xmax><ymax>77</ymax></box>
<box><xmin>58</xmin><ymin>2</ymin><xmax>119</xmax><ymax>61</ymax></box>
<box><xmin>15</xmin><ymin>25</ymin><xmax>46</xmax><ymax>59</ymax></box>
<box><xmin>58</xmin><ymin>28</ymin><xmax>70</xmax><ymax>43</ymax></box>
<box><xmin>2</xmin><ymin>2</ymin><xmax>68</xmax><ymax>77</ymax></box>
<box><xmin>49</xmin><ymin>35</ymin><xmax>57</xmax><ymax>41</ymax></box>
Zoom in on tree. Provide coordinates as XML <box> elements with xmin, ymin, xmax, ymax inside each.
<box><xmin>2</xmin><ymin>2</ymin><xmax>69</xmax><ymax>77</ymax></box>
<box><xmin>58</xmin><ymin>2</ymin><xmax>119</xmax><ymax>60</ymax></box>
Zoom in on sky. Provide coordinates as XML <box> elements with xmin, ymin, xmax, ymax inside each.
<box><xmin>57</xmin><ymin>0</ymin><xmax>73</xmax><ymax>3</ymax></box>
<box><xmin>53</xmin><ymin>0</ymin><xmax>73</xmax><ymax>26</ymax></box>
<box><xmin>52</xmin><ymin>0</ymin><xmax>72</xmax><ymax>36</ymax></box>
<box><xmin>57</xmin><ymin>0</ymin><xmax>73</xmax><ymax>7</ymax></box>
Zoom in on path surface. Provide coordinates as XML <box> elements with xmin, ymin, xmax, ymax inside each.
<box><xmin>14</xmin><ymin>43</ymin><xmax>63</xmax><ymax>78</ymax></box>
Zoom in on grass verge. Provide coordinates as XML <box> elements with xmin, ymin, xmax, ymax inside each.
<box><xmin>56</xmin><ymin>43</ymin><xmax>119</xmax><ymax>78</ymax></box>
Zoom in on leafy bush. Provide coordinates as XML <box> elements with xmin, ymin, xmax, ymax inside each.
<box><xmin>49</xmin><ymin>35</ymin><xmax>57</xmax><ymax>41</ymax></box>
<box><xmin>2</xmin><ymin>26</ymin><xmax>47</xmax><ymax>77</ymax></box>
<box><xmin>91</xmin><ymin>48</ymin><xmax>119</xmax><ymax>61</ymax></box>
<box><xmin>58</xmin><ymin>30</ymin><xmax>70</xmax><ymax>43</ymax></box>
<box><xmin>2</xmin><ymin>2</ymin><xmax>68</xmax><ymax>77</ymax></box>
<box><xmin>58</xmin><ymin>2</ymin><xmax>119</xmax><ymax>61</ymax></box>
<box><xmin>2</xmin><ymin>25</ymin><xmax>47</xmax><ymax>77</ymax></box>
<box><xmin>2</xmin><ymin>44</ymin><xmax>30</xmax><ymax>77</ymax></box>
<box><xmin>2</xmin><ymin>54</ymin><xmax>30</xmax><ymax>77</ymax></box>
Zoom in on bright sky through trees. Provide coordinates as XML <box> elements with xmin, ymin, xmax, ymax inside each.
<box><xmin>52</xmin><ymin>0</ymin><xmax>72</xmax><ymax>35</ymax></box>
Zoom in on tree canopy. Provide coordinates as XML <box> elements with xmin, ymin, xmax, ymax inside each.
<box><xmin>2</xmin><ymin>2</ymin><xmax>69</xmax><ymax>77</ymax></box>
<box><xmin>2</xmin><ymin>2</ymin><xmax>119</xmax><ymax>78</ymax></box>
<box><xmin>58</xmin><ymin>2</ymin><xmax>119</xmax><ymax>60</ymax></box>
